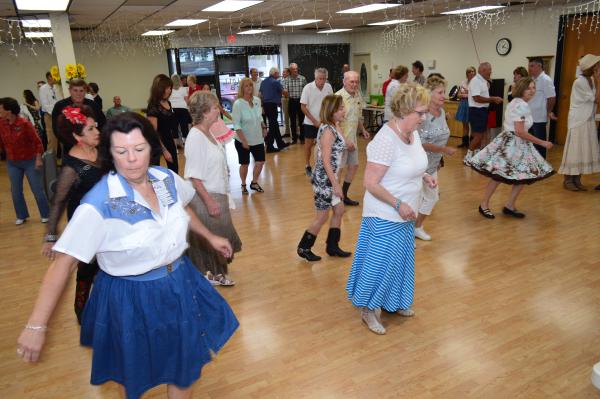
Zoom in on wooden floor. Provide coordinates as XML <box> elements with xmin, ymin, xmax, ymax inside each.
<box><xmin>1</xmin><ymin>136</ymin><xmax>600</xmax><ymax>398</ymax></box>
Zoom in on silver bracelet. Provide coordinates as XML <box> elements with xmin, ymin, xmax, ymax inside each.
<box><xmin>25</xmin><ymin>324</ymin><xmax>48</xmax><ymax>332</ymax></box>
<box><xmin>394</xmin><ymin>198</ymin><xmax>403</xmax><ymax>211</ymax></box>
<box><xmin>44</xmin><ymin>234</ymin><xmax>58</xmax><ymax>242</ymax></box>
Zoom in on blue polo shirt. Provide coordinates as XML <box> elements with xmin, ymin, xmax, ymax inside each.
<box><xmin>259</xmin><ymin>76</ymin><xmax>283</xmax><ymax>104</ymax></box>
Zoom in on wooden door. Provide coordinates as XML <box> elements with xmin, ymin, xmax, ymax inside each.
<box><xmin>556</xmin><ymin>17</ymin><xmax>600</xmax><ymax>144</ymax></box>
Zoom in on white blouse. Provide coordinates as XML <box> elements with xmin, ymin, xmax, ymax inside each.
<box><xmin>362</xmin><ymin>124</ymin><xmax>428</xmax><ymax>223</ymax></box>
<box><xmin>184</xmin><ymin>127</ymin><xmax>229</xmax><ymax>195</ymax></box>
<box><xmin>568</xmin><ymin>76</ymin><xmax>597</xmax><ymax>129</ymax></box>
<box><xmin>503</xmin><ymin>98</ymin><xmax>533</xmax><ymax>132</ymax></box>
<box><xmin>169</xmin><ymin>87</ymin><xmax>188</xmax><ymax>109</ymax></box>
<box><xmin>53</xmin><ymin>167</ymin><xmax>196</xmax><ymax>276</ymax></box>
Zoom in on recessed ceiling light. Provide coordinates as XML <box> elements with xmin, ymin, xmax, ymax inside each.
<box><xmin>318</xmin><ymin>29</ymin><xmax>352</xmax><ymax>34</ymax></box>
<box><xmin>441</xmin><ymin>5</ymin><xmax>505</xmax><ymax>15</ymax></box>
<box><xmin>21</xmin><ymin>19</ymin><xmax>52</xmax><ymax>28</ymax></box>
<box><xmin>15</xmin><ymin>0</ymin><xmax>69</xmax><ymax>11</ymax></box>
<box><xmin>368</xmin><ymin>19</ymin><xmax>413</xmax><ymax>26</ymax></box>
<box><xmin>203</xmin><ymin>1</ymin><xmax>263</xmax><ymax>12</ymax></box>
<box><xmin>141</xmin><ymin>30</ymin><xmax>175</xmax><ymax>36</ymax></box>
<box><xmin>337</xmin><ymin>3</ymin><xmax>400</xmax><ymax>14</ymax></box>
<box><xmin>25</xmin><ymin>31</ymin><xmax>53</xmax><ymax>38</ymax></box>
<box><xmin>277</xmin><ymin>19</ymin><xmax>322</xmax><ymax>27</ymax></box>
<box><xmin>165</xmin><ymin>19</ymin><xmax>207</xmax><ymax>27</ymax></box>
<box><xmin>238</xmin><ymin>29</ymin><xmax>271</xmax><ymax>35</ymax></box>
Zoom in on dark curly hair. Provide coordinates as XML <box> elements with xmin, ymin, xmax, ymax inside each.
<box><xmin>56</xmin><ymin>105</ymin><xmax>95</xmax><ymax>147</ymax></box>
<box><xmin>99</xmin><ymin>112</ymin><xmax>162</xmax><ymax>172</ymax></box>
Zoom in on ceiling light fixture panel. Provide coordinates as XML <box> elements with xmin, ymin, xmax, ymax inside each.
<box><xmin>20</xmin><ymin>19</ymin><xmax>52</xmax><ymax>28</ymax></box>
<box><xmin>203</xmin><ymin>1</ymin><xmax>263</xmax><ymax>12</ymax></box>
<box><xmin>368</xmin><ymin>19</ymin><xmax>413</xmax><ymax>26</ymax></box>
<box><xmin>15</xmin><ymin>0</ymin><xmax>69</xmax><ymax>11</ymax></box>
<box><xmin>141</xmin><ymin>30</ymin><xmax>175</xmax><ymax>36</ymax></box>
<box><xmin>25</xmin><ymin>31</ymin><xmax>53</xmax><ymax>38</ymax></box>
<box><xmin>318</xmin><ymin>28</ymin><xmax>352</xmax><ymax>34</ymax></box>
<box><xmin>277</xmin><ymin>19</ymin><xmax>322</xmax><ymax>27</ymax></box>
<box><xmin>441</xmin><ymin>5</ymin><xmax>505</xmax><ymax>15</ymax></box>
<box><xmin>337</xmin><ymin>3</ymin><xmax>400</xmax><ymax>14</ymax></box>
<box><xmin>165</xmin><ymin>19</ymin><xmax>207</xmax><ymax>27</ymax></box>
<box><xmin>238</xmin><ymin>29</ymin><xmax>271</xmax><ymax>34</ymax></box>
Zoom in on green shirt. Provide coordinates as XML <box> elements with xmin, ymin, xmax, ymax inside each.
<box><xmin>232</xmin><ymin>96</ymin><xmax>264</xmax><ymax>146</ymax></box>
<box><xmin>106</xmin><ymin>105</ymin><xmax>131</xmax><ymax>119</ymax></box>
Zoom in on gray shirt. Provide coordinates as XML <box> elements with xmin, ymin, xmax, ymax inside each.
<box><xmin>418</xmin><ymin>109</ymin><xmax>450</xmax><ymax>174</ymax></box>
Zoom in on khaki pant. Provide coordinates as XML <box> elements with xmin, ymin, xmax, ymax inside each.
<box><xmin>44</xmin><ymin>113</ymin><xmax>58</xmax><ymax>153</ymax></box>
<box><xmin>282</xmin><ymin>97</ymin><xmax>291</xmax><ymax>136</ymax></box>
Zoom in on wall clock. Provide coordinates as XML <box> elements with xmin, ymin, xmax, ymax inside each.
<box><xmin>496</xmin><ymin>38</ymin><xmax>512</xmax><ymax>56</ymax></box>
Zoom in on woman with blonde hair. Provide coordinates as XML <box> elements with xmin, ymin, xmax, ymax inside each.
<box><xmin>232</xmin><ymin>77</ymin><xmax>267</xmax><ymax>195</ymax></box>
<box><xmin>559</xmin><ymin>54</ymin><xmax>600</xmax><ymax>191</ymax></box>
<box><xmin>297</xmin><ymin>94</ymin><xmax>351</xmax><ymax>261</ymax></box>
<box><xmin>346</xmin><ymin>83</ymin><xmax>436</xmax><ymax>335</ymax></box>
<box><xmin>384</xmin><ymin>65</ymin><xmax>410</xmax><ymax>122</ymax></box>
<box><xmin>185</xmin><ymin>91</ymin><xmax>242</xmax><ymax>286</ymax></box>
<box><xmin>455</xmin><ymin>66</ymin><xmax>476</xmax><ymax>148</ymax></box>
<box><xmin>414</xmin><ymin>76</ymin><xmax>456</xmax><ymax>241</ymax></box>
<box><xmin>470</xmin><ymin>77</ymin><xmax>554</xmax><ymax>219</ymax></box>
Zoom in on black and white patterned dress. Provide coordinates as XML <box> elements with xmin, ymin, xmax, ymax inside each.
<box><xmin>311</xmin><ymin>123</ymin><xmax>346</xmax><ymax>210</ymax></box>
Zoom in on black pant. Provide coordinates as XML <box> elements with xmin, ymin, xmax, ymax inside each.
<box><xmin>264</xmin><ymin>102</ymin><xmax>286</xmax><ymax>150</ymax></box>
<box><xmin>288</xmin><ymin>98</ymin><xmax>304</xmax><ymax>141</ymax></box>
<box><xmin>160</xmin><ymin>131</ymin><xmax>179</xmax><ymax>173</ymax></box>
<box><xmin>173</xmin><ymin>108</ymin><xmax>191</xmax><ymax>139</ymax></box>
<box><xmin>529</xmin><ymin>122</ymin><xmax>548</xmax><ymax>158</ymax></box>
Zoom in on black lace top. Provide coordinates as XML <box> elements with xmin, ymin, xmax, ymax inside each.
<box><xmin>45</xmin><ymin>153</ymin><xmax>103</xmax><ymax>236</ymax></box>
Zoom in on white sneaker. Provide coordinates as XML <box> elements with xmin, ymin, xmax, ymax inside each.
<box><xmin>463</xmin><ymin>150</ymin><xmax>473</xmax><ymax>166</ymax></box>
<box><xmin>414</xmin><ymin>227</ymin><xmax>431</xmax><ymax>241</ymax></box>
<box><xmin>41</xmin><ymin>218</ymin><xmax>49</xmax><ymax>223</ymax></box>
<box><xmin>15</xmin><ymin>218</ymin><xmax>25</xmax><ymax>225</ymax></box>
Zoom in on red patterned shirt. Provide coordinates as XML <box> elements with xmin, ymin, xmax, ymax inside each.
<box><xmin>0</xmin><ymin>116</ymin><xmax>44</xmax><ymax>161</ymax></box>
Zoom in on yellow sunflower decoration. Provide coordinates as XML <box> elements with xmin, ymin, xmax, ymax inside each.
<box><xmin>63</xmin><ymin>63</ymin><xmax>88</xmax><ymax>82</ymax></box>
<box><xmin>76</xmin><ymin>63</ymin><xmax>87</xmax><ymax>79</ymax></box>
<box><xmin>50</xmin><ymin>65</ymin><xmax>60</xmax><ymax>82</ymax></box>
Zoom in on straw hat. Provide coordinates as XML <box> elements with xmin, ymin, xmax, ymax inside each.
<box><xmin>578</xmin><ymin>54</ymin><xmax>600</xmax><ymax>71</ymax></box>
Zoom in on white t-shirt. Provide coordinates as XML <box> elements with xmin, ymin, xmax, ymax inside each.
<box><xmin>184</xmin><ymin>126</ymin><xmax>228</xmax><ymax>194</ymax></box>
<box><xmin>362</xmin><ymin>124</ymin><xmax>428</xmax><ymax>223</ymax></box>
<box><xmin>170</xmin><ymin>87</ymin><xmax>188</xmax><ymax>109</ymax></box>
<box><xmin>568</xmin><ymin>76</ymin><xmax>597</xmax><ymax>129</ymax></box>
<box><xmin>38</xmin><ymin>83</ymin><xmax>61</xmax><ymax>114</ymax></box>
<box><xmin>300</xmin><ymin>81</ymin><xmax>333</xmax><ymax>126</ymax></box>
<box><xmin>503</xmin><ymin>98</ymin><xmax>533</xmax><ymax>132</ymax></box>
<box><xmin>252</xmin><ymin>78</ymin><xmax>262</xmax><ymax>97</ymax></box>
<box><xmin>529</xmin><ymin>72</ymin><xmax>556</xmax><ymax>123</ymax></box>
<box><xmin>468</xmin><ymin>74</ymin><xmax>490</xmax><ymax>108</ymax></box>
<box><xmin>52</xmin><ymin>168</ymin><xmax>196</xmax><ymax>276</ymax></box>
<box><xmin>384</xmin><ymin>79</ymin><xmax>400</xmax><ymax>121</ymax></box>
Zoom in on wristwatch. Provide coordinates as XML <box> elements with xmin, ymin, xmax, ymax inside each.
<box><xmin>394</xmin><ymin>198</ymin><xmax>403</xmax><ymax>211</ymax></box>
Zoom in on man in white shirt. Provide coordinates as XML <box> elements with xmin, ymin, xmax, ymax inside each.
<box><xmin>250</xmin><ymin>68</ymin><xmax>262</xmax><ymax>97</ymax></box>
<box><xmin>527</xmin><ymin>58</ymin><xmax>557</xmax><ymax>158</ymax></box>
<box><xmin>38</xmin><ymin>71</ymin><xmax>62</xmax><ymax>153</ymax></box>
<box><xmin>465</xmin><ymin>62</ymin><xmax>503</xmax><ymax>165</ymax></box>
<box><xmin>300</xmin><ymin>68</ymin><xmax>333</xmax><ymax>177</ymax></box>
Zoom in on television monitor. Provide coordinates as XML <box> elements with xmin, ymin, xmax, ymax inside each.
<box><xmin>179</xmin><ymin>48</ymin><xmax>215</xmax><ymax>76</ymax></box>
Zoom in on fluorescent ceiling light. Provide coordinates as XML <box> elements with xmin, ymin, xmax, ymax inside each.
<box><xmin>15</xmin><ymin>0</ymin><xmax>69</xmax><ymax>11</ymax></box>
<box><xmin>203</xmin><ymin>1</ymin><xmax>263</xmax><ymax>12</ymax></box>
<box><xmin>368</xmin><ymin>19</ymin><xmax>413</xmax><ymax>26</ymax></box>
<box><xmin>442</xmin><ymin>5</ymin><xmax>505</xmax><ymax>15</ymax></box>
<box><xmin>278</xmin><ymin>19</ymin><xmax>322</xmax><ymax>27</ymax></box>
<box><xmin>165</xmin><ymin>19</ymin><xmax>207</xmax><ymax>27</ymax></box>
<box><xmin>337</xmin><ymin>3</ymin><xmax>400</xmax><ymax>14</ymax></box>
<box><xmin>318</xmin><ymin>29</ymin><xmax>352</xmax><ymax>34</ymax></box>
<box><xmin>25</xmin><ymin>31</ymin><xmax>53</xmax><ymax>38</ymax></box>
<box><xmin>141</xmin><ymin>30</ymin><xmax>175</xmax><ymax>36</ymax></box>
<box><xmin>21</xmin><ymin>19</ymin><xmax>51</xmax><ymax>28</ymax></box>
<box><xmin>238</xmin><ymin>29</ymin><xmax>271</xmax><ymax>35</ymax></box>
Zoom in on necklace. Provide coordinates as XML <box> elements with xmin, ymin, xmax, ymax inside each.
<box><xmin>393</xmin><ymin>118</ymin><xmax>411</xmax><ymax>144</ymax></box>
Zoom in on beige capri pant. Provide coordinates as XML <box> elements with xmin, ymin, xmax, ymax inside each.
<box><xmin>418</xmin><ymin>171</ymin><xmax>439</xmax><ymax>215</ymax></box>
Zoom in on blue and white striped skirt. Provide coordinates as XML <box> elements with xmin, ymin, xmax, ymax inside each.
<box><xmin>346</xmin><ymin>217</ymin><xmax>415</xmax><ymax>312</ymax></box>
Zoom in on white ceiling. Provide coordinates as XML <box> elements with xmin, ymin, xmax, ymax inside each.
<box><xmin>0</xmin><ymin>0</ymin><xmax>574</xmax><ymax>37</ymax></box>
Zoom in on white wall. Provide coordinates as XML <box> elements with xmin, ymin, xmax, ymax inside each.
<box><xmin>352</xmin><ymin>8</ymin><xmax>559</xmax><ymax>95</ymax></box>
<box><xmin>0</xmin><ymin>41</ymin><xmax>168</xmax><ymax>111</ymax></box>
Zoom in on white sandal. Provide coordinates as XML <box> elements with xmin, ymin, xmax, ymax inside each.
<box><xmin>215</xmin><ymin>274</ymin><xmax>235</xmax><ymax>286</ymax></box>
<box><xmin>205</xmin><ymin>272</ymin><xmax>221</xmax><ymax>286</ymax></box>
<box><xmin>361</xmin><ymin>308</ymin><xmax>386</xmax><ymax>335</ymax></box>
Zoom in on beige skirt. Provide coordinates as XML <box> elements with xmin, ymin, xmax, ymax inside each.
<box><xmin>558</xmin><ymin>120</ymin><xmax>600</xmax><ymax>175</ymax></box>
<box><xmin>186</xmin><ymin>193</ymin><xmax>242</xmax><ymax>276</ymax></box>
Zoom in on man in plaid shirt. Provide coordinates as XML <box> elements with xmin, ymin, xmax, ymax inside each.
<box><xmin>283</xmin><ymin>63</ymin><xmax>307</xmax><ymax>144</ymax></box>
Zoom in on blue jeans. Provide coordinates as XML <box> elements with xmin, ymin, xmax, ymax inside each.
<box><xmin>529</xmin><ymin>122</ymin><xmax>548</xmax><ymax>158</ymax></box>
<box><xmin>7</xmin><ymin>158</ymin><xmax>50</xmax><ymax>220</ymax></box>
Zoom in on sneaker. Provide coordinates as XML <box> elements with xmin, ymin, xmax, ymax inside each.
<box><xmin>414</xmin><ymin>226</ymin><xmax>431</xmax><ymax>241</ymax></box>
<box><xmin>41</xmin><ymin>218</ymin><xmax>49</xmax><ymax>223</ymax></box>
<box><xmin>305</xmin><ymin>165</ymin><xmax>312</xmax><ymax>177</ymax></box>
<box><xmin>463</xmin><ymin>149</ymin><xmax>473</xmax><ymax>166</ymax></box>
<box><xmin>15</xmin><ymin>218</ymin><xmax>25</xmax><ymax>225</ymax></box>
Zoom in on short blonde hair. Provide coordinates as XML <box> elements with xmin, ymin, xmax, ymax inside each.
<box><xmin>390</xmin><ymin>82</ymin><xmax>431</xmax><ymax>118</ymax></box>
<box><xmin>392</xmin><ymin>65</ymin><xmax>409</xmax><ymax>80</ymax></box>
<box><xmin>187</xmin><ymin>75</ymin><xmax>196</xmax><ymax>84</ymax></box>
<box><xmin>466</xmin><ymin>66</ymin><xmax>476</xmax><ymax>76</ymax></box>
<box><xmin>425</xmin><ymin>76</ymin><xmax>446</xmax><ymax>92</ymax></box>
<box><xmin>512</xmin><ymin>77</ymin><xmax>535</xmax><ymax>99</ymax></box>
<box><xmin>188</xmin><ymin>91</ymin><xmax>218</xmax><ymax>125</ymax></box>
<box><xmin>319</xmin><ymin>95</ymin><xmax>344</xmax><ymax>126</ymax></box>
<box><xmin>237</xmin><ymin>77</ymin><xmax>254</xmax><ymax>99</ymax></box>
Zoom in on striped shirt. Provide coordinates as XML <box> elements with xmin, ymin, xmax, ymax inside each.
<box><xmin>283</xmin><ymin>74</ymin><xmax>307</xmax><ymax>99</ymax></box>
